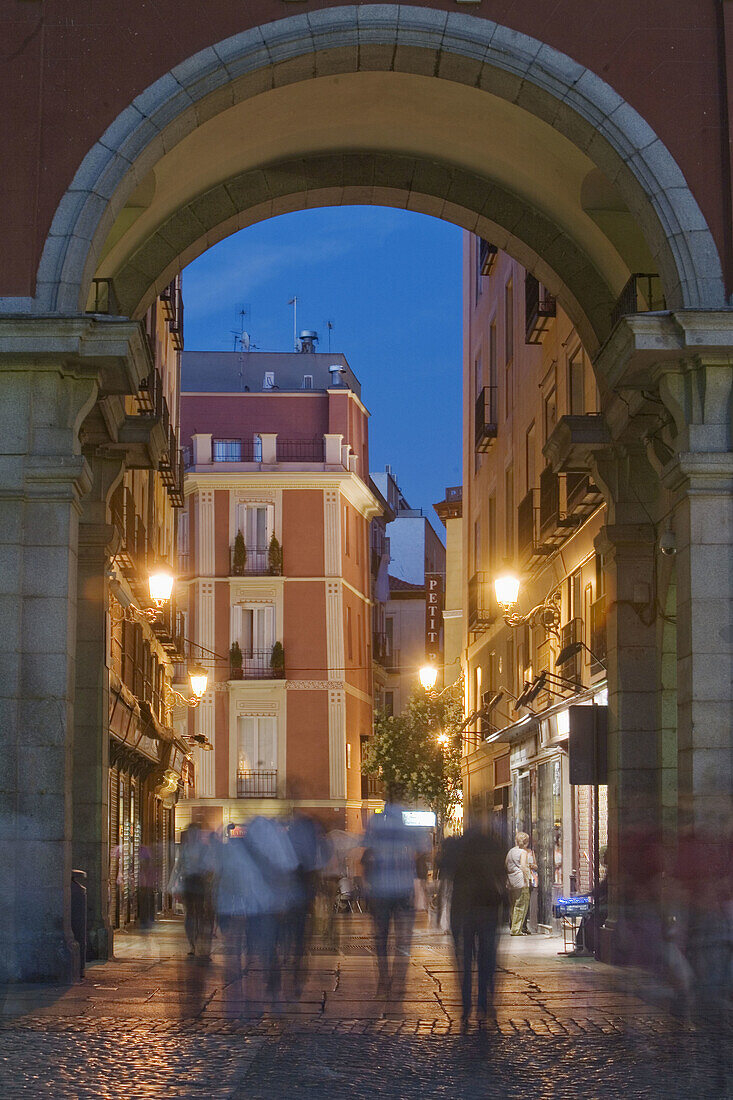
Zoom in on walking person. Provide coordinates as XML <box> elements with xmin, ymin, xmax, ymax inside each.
<box><xmin>506</xmin><ymin>832</ymin><xmax>531</xmax><ymax>937</ymax></box>
<box><xmin>447</xmin><ymin>816</ymin><xmax>505</xmax><ymax>1028</ymax></box>
<box><xmin>171</xmin><ymin>824</ymin><xmax>217</xmax><ymax>959</ymax></box>
<box><xmin>362</xmin><ymin>789</ymin><xmax>421</xmax><ymax>1000</ymax></box>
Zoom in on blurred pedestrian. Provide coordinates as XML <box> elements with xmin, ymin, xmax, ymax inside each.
<box><xmin>171</xmin><ymin>824</ymin><xmax>217</xmax><ymax>959</ymax></box>
<box><xmin>505</xmin><ymin>832</ymin><xmax>530</xmax><ymax>936</ymax></box>
<box><xmin>362</xmin><ymin>790</ymin><xmax>421</xmax><ymax>999</ymax></box>
<box><xmin>285</xmin><ymin>810</ymin><xmax>326</xmax><ymax>996</ymax></box>
<box><xmin>239</xmin><ymin>816</ymin><xmax>299</xmax><ymax>1001</ymax></box>
<box><xmin>447</xmin><ymin>817</ymin><xmax>505</xmax><ymax>1026</ymax></box>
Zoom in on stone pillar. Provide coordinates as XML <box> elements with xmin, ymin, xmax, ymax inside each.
<box><xmin>0</xmin><ymin>367</ymin><xmax>96</xmax><ymax>982</ymax></box>
<box><xmin>588</xmin><ymin>442</ymin><xmax>662</xmax><ymax>960</ymax></box>
<box><xmin>73</xmin><ymin>451</ymin><xmax>124</xmax><ymax>961</ymax></box>
<box><xmin>665</xmin><ymin>454</ymin><xmax>733</xmax><ymax>829</ymax></box>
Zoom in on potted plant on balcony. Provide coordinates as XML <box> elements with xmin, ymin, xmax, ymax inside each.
<box><xmin>270</xmin><ymin>641</ymin><xmax>285</xmax><ymax>677</ymax></box>
<box><xmin>268</xmin><ymin>532</ymin><xmax>283</xmax><ymax>576</ymax></box>
<box><xmin>232</xmin><ymin>530</ymin><xmax>247</xmax><ymax>575</ymax></box>
<box><xmin>230</xmin><ymin>640</ymin><xmax>244</xmax><ymax>679</ymax></box>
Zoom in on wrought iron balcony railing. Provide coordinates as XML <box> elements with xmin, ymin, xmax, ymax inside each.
<box><xmin>230</xmin><ymin>648</ymin><xmax>285</xmax><ymax>680</ymax></box>
<box><xmin>475</xmin><ymin>386</ymin><xmax>498</xmax><ymax>452</ymax></box>
<box><xmin>236</xmin><ymin>770</ymin><xmax>277</xmax><ymax>798</ymax></box>
<box><xmin>525</xmin><ymin>273</ymin><xmax>556</xmax><ymax>343</ymax></box>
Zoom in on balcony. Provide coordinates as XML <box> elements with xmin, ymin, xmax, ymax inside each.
<box><xmin>525</xmin><ymin>273</ymin><xmax>556</xmax><ymax>344</ymax></box>
<box><xmin>159</xmin><ymin>426</ymin><xmax>184</xmax><ymax>508</ymax></box>
<box><xmin>558</xmin><ymin>617</ymin><xmax>583</xmax><ymax>684</ymax></box>
<box><xmin>383</xmin><ymin>648</ymin><xmax>401</xmax><ymax>671</ymax></box>
<box><xmin>478</xmin><ymin>239</ymin><xmax>498</xmax><ymax>276</ymax></box>
<box><xmin>565</xmin><ymin>472</ymin><xmax>603</xmax><ymax>519</ymax></box>
<box><xmin>230</xmin><ymin>647</ymin><xmax>285</xmax><ymax>680</ymax></box>
<box><xmin>276</xmin><ymin>438</ymin><xmax>325</xmax><ymax>462</ymax></box>
<box><xmin>590</xmin><ymin>594</ymin><xmax>607</xmax><ymax>675</ymax></box>
<box><xmin>468</xmin><ymin>572</ymin><xmax>494</xmax><ymax>632</ymax></box>
<box><xmin>538</xmin><ymin>466</ymin><xmax>579</xmax><ymax>549</ymax></box>
<box><xmin>517</xmin><ymin>488</ymin><xmax>547</xmax><ymax>562</ymax></box>
<box><xmin>361</xmin><ymin>773</ymin><xmax>384</xmax><ymax>800</ymax></box>
<box><xmin>610</xmin><ymin>273</ymin><xmax>665</xmax><ymax>330</ymax></box>
<box><xmin>152</xmin><ymin>600</ymin><xmax>186</xmax><ymax>660</ymax></box>
<box><xmin>236</xmin><ymin>770</ymin><xmax>277</xmax><ymax>798</ymax></box>
<box><xmin>373</xmin><ymin>632</ymin><xmax>390</xmax><ymax>665</ymax></box>
<box><xmin>110</xmin><ymin>485</ymin><xmax>151</xmax><ymax>591</ymax></box>
<box><xmin>230</xmin><ymin>543</ymin><xmax>280</xmax><ymax>577</ymax></box>
<box><xmin>160</xmin><ymin>281</ymin><xmax>184</xmax><ymax>351</ymax></box>
<box><xmin>475</xmin><ymin>386</ymin><xmax>498</xmax><ymax>452</ymax></box>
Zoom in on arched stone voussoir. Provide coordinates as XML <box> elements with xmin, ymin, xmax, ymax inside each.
<box><xmin>26</xmin><ymin>4</ymin><xmax>724</xmax><ymax>323</ymax></box>
<box><xmin>114</xmin><ymin>151</ymin><xmax>612</xmax><ymax>353</ymax></box>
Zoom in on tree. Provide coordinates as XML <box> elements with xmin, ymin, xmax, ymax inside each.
<box><xmin>268</xmin><ymin>532</ymin><xmax>283</xmax><ymax>575</ymax></box>
<box><xmin>362</xmin><ymin>678</ymin><xmax>464</xmax><ymax>826</ymax></box>
<box><xmin>232</xmin><ymin>530</ymin><xmax>247</xmax><ymax>575</ymax></box>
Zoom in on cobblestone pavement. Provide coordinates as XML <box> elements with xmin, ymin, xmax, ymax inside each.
<box><xmin>0</xmin><ymin>918</ymin><xmax>730</xmax><ymax>1098</ymax></box>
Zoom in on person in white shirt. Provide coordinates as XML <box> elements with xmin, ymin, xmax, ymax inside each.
<box><xmin>505</xmin><ymin>832</ymin><xmax>531</xmax><ymax>936</ymax></box>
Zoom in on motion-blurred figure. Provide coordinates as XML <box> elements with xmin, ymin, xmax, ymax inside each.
<box><xmin>171</xmin><ymin>824</ymin><xmax>217</xmax><ymax>959</ymax></box>
<box><xmin>239</xmin><ymin>815</ymin><xmax>299</xmax><ymax>1002</ymax></box>
<box><xmin>362</xmin><ymin>794</ymin><xmax>421</xmax><ymax>999</ymax></box>
<box><xmin>285</xmin><ymin>810</ymin><xmax>326</xmax><ymax>996</ymax></box>
<box><xmin>446</xmin><ymin>818</ymin><xmax>505</xmax><ymax>1026</ymax></box>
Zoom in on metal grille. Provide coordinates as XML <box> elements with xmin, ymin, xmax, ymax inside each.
<box><xmin>236</xmin><ymin>770</ymin><xmax>277</xmax><ymax>797</ymax></box>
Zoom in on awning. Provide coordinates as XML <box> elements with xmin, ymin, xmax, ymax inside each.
<box><xmin>481</xmin><ymin>682</ymin><xmax>608</xmax><ymax>747</ymax></box>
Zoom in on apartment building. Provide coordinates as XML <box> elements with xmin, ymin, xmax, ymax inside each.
<box><xmin>174</xmin><ymin>346</ymin><xmax>381</xmax><ymax>833</ymax></box>
<box><xmin>461</xmin><ymin>238</ymin><xmax>608</xmax><ymax>928</ymax></box>
<box><xmin>105</xmin><ymin>277</ymin><xmax>190</xmax><ymax>936</ymax></box>
<box><xmin>370</xmin><ymin>467</ymin><xmax>447</xmax><ymax>713</ymax></box>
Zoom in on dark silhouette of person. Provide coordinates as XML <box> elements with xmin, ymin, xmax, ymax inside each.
<box><xmin>446</xmin><ymin>817</ymin><xmax>506</xmax><ymax>1027</ymax></box>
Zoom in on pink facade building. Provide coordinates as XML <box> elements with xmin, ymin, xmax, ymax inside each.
<box><xmin>174</xmin><ymin>350</ymin><xmax>381</xmax><ymax>834</ymax></box>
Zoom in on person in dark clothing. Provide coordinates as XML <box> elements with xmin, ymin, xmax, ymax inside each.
<box><xmin>445</xmin><ymin>821</ymin><xmax>506</xmax><ymax>1027</ymax></box>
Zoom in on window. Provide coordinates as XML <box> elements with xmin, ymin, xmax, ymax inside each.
<box><xmin>474</xmin><ymin>353</ymin><xmax>483</xmax><ymax>399</ymax></box>
<box><xmin>569</xmin><ymin>349</ymin><xmax>585</xmax><ymax>415</ymax></box>
<box><xmin>489</xmin><ymin>322</ymin><xmax>497</xmax><ymax>389</ymax></box>
<box><xmin>505</xmin><ymin>281</ymin><xmax>513</xmax><ymax>364</ymax></box>
<box><xmin>544</xmin><ymin>386</ymin><xmax>557</xmax><ymax>443</ymax></box>
<box><xmin>568</xmin><ymin>569</ymin><xmax>582</xmax><ymax>619</ymax></box>
<box><xmin>346</xmin><ymin>606</ymin><xmax>353</xmax><ymax>661</ymax></box>
<box><xmin>384</xmin><ymin>691</ymin><xmax>394</xmax><ymax>717</ymax></box>
<box><xmin>302</xmin><ymin>374</ymin><xmax>313</xmax><ymax>390</ymax></box>
<box><xmin>232</xmin><ymin>604</ymin><xmax>275</xmax><ymax>655</ymax></box>
<box><xmin>474</xmin><ymin>665</ymin><xmax>482</xmax><ymax>722</ymax></box>
<box><xmin>474</xmin><ymin>519</ymin><xmax>481</xmax><ymax>572</ymax></box>
<box><xmin>346</xmin><ymin>743</ymin><xmax>352</xmax><ymax>769</ymax></box>
<box><xmin>237</xmin><ymin>716</ymin><xmax>277</xmax><ymax>774</ymax></box>
<box><xmin>526</xmin><ymin>422</ymin><xmax>536</xmax><ymax>492</ymax></box>
<box><xmin>504</xmin><ymin>466</ymin><xmax>514</xmax><ymax>557</ymax></box>
<box><xmin>595</xmin><ymin>552</ymin><xmax>605</xmax><ymax>597</ymax></box>
<box><xmin>505</xmin><ymin>361</ymin><xmax>512</xmax><ymax>420</ymax></box>
<box><xmin>488</xmin><ymin>494</ymin><xmax>496</xmax><ymax>573</ymax></box>
<box><xmin>344</xmin><ymin>505</ymin><xmax>350</xmax><ymax>556</ymax></box>
<box><xmin>213</xmin><ymin>439</ymin><xmax>241</xmax><ymax>462</ymax></box>
<box><xmin>236</xmin><ymin>503</ymin><xmax>272</xmax><ymax>549</ymax></box>
<box><xmin>385</xmin><ymin>617</ymin><xmax>394</xmax><ymax>656</ymax></box>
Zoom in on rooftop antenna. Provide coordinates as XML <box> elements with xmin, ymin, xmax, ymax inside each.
<box><xmin>231</xmin><ymin>305</ymin><xmax>255</xmax><ymax>352</ymax></box>
<box><xmin>288</xmin><ymin>296</ymin><xmax>298</xmax><ymax>351</ymax></box>
<box><xmin>326</xmin><ymin>319</ymin><xmax>334</xmax><ymax>353</ymax></box>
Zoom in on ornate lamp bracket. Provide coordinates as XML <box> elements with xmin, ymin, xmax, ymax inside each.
<box><xmin>501</xmin><ymin>587</ymin><xmax>561</xmax><ymax>638</ymax></box>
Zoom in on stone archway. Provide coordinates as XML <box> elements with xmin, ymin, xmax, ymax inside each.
<box><xmin>24</xmin><ymin>5</ymin><xmax>725</xmax><ymax>342</ymax></box>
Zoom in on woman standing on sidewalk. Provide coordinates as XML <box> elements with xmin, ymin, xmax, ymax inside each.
<box><xmin>505</xmin><ymin>832</ymin><xmax>530</xmax><ymax>936</ymax></box>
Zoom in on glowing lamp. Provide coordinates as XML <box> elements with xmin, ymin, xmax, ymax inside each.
<box><xmin>188</xmin><ymin>664</ymin><xmax>208</xmax><ymax>699</ymax></box>
<box><xmin>419</xmin><ymin>665</ymin><xmax>438</xmax><ymax>692</ymax></box>
<box><xmin>494</xmin><ymin>571</ymin><xmax>520</xmax><ymax>612</ymax></box>
<box><xmin>148</xmin><ymin>560</ymin><xmax>175</xmax><ymax>606</ymax></box>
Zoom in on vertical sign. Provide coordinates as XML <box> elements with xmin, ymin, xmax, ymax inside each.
<box><xmin>425</xmin><ymin>573</ymin><xmax>444</xmax><ymax>664</ymax></box>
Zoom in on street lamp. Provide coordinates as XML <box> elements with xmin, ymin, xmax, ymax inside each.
<box><xmin>494</xmin><ymin>570</ymin><xmax>561</xmax><ymax>636</ymax></box>
<box><xmin>148</xmin><ymin>560</ymin><xmax>175</xmax><ymax>607</ymax></box>
<box><xmin>188</xmin><ymin>663</ymin><xmax>209</xmax><ymax>699</ymax></box>
<box><xmin>494</xmin><ymin>569</ymin><xmax>521</xmax><ymax>614</ymax></box>
<box><xmin>419</xmin><ymin>664</ymin><xmax>439</xmax><ymax>692</ymax></box>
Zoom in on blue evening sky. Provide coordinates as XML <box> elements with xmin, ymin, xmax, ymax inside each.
<box><xmin>182</xmin><ymin>206</ymin><xmax>463</xmax><ymax>536</ymax></box>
